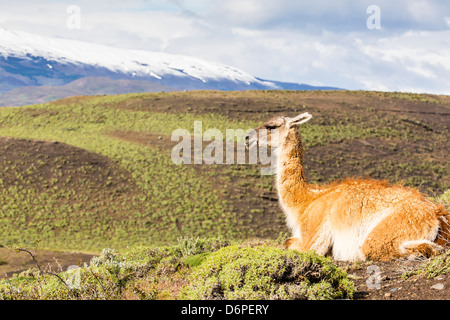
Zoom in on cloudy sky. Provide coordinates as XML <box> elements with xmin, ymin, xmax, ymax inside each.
<box><xmin>1</xmin><ymin>0</ymin><xmax>450</xmax><ymax>94</ymax></box>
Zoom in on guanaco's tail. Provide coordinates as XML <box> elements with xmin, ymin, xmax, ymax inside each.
<box><xmin>435</xmin><ymin>206</ymin><xmax>450</xmax><ymax>248</ymax></box>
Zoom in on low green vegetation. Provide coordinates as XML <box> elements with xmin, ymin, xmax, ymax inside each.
<box><xmin>402</xmin><ymin>249</ymin><xmax>450</xmax><ymax>280</ymax></box>
<box><xmin>3</xmin><ymin>237</ymin><xmax>450</xmax><ymax>300</ymax></box>
<box><xmin>418</xmin><ymin>249</ymin><xmax>450</xmax><ymax>278</ymax></box>
<box><xmin>435</xmin><ymin>189</ymin><xmax>450</xmax><ymax>206</ymax></box>
<box><xmin>0</xmin><ymin>238</ymin><xmax>355</xmax><ymax>300</ymax></box>
<box><xmin>180</xmin><ymin>245</ymin><xmax>354</xmax><ymax>300</ymax></box>
<box><xmin>0</xmin><ymin>96</ymin><xmax>259</xmax><ymax>250</ymax></box>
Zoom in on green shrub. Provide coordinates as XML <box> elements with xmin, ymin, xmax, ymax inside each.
<box><xmin>182</xmin><ymin>252</ymin><xmax>211</xmax><ymax>268</ymax></box>
<box><xmin>1</xmin><ymin>241</ymin><xmax>355</xmax><ymax>300</ymax></box>
<box><xmin>121</xmin><ymin>236</ymin><xmax>231</xmax><ymax>265</ymax></box>
<box><xmin>418</xmin><ymin>249</ymin><xmax>450</xmax><ymax>279</ymax></box>
<box><xmin>435</xmin><ymin>189</ymin><xmax>450</xmax><ymax>206</ymax></box>
<box><xmin>176</xmin><ymin>235</ymin><xmax>232</xmax><ymax>257</ymax></box>
<box><xmin>181</xmin><ymin>245</ymin><xmax>354</xmax><ymax>300</ymax></box>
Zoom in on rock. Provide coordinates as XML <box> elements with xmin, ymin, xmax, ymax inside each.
<box><xmin>431</xmin><ymin>283</ymin><xmax>445</xmax><ymax>290</ymax></box>
<box><xmin>384</xmin><ymin>292</ymin><xmax>391</xmax><ymax>298</ymax></box>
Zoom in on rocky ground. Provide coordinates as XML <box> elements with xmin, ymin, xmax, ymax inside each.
<box><xmin>340</xmin><ymin>257</ymin><xmax>449</xmax><ymax>300</ymax></box>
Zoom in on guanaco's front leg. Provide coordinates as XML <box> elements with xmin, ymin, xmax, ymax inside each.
<box><xmin>284</xmin><ymin>237</ymin><xmax>307</xmax><ymax>251</ymax></box>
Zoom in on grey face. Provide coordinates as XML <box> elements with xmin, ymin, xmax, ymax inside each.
<box><xmin>245</xmin><ymin>116</ymin><xmax>287</xmax><ymax>150</ymax></box>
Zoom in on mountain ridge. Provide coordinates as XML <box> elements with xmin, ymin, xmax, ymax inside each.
<box><xmin>0</xmin><ymin>28</ymin><xmax>342</xmax><ymax>105</ymax></box>
<box><xmin>0</xmin><ymin>76</ymin><xmax>176</xmax><ymax>106</ymax></box>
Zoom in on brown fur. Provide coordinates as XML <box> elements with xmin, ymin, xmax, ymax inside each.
<box><xmin>246</xmin><ymin>114</ymin><xmax>450</xmax><ymax>261</ymax></box>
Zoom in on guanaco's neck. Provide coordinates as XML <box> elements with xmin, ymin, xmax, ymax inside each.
<box><xmin>276</xmin><ymin>128</ymin><xmax>312</xmax><ymax>209</ymax></box>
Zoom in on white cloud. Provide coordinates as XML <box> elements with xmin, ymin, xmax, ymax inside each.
<box><xmin>353</xmin><ymin>30</ymin><xmax>450</xmax><ymax>93</ymax></box>
<box><xmin>0</xmin><ymin>0</ymin><xmax>450</xmax><ymax>94</ymax></box>
<box><xmin>407</xmin><ymin>1</ymin><xmax>440</xmax><ymax>23</ymax></box>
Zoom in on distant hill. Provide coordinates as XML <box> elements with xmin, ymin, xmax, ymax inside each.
<box><xmin>0</xmin><ymin>76</ymin><xmax>176</xmax><ymax>106</ymax></box>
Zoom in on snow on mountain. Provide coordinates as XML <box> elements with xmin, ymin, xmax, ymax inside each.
<box><xmin>0</xmin><ymin>28</ymin><xmax>277</xmax><ymax>89</ymax></box>
<box><xmin>0</xmin><ymin>28</ymin><xmax>342</xmax><ymax>105</ymax></box>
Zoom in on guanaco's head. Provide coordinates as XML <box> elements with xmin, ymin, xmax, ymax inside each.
<box><xmin>245</xmin><ymin>112</ymin><xmax>312</xmax><ymax>149</ymax></box>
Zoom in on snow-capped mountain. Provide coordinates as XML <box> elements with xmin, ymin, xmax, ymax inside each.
<box><xmin>0</xmin><ymin>28</ymin><xmax>340</xmax><ymax>105</ymax></box>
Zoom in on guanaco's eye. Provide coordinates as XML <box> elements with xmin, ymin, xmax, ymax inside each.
<box><xmin>266</xmin><ymin>126</ymin><xmax>276</xmax><ymax>132</ymax></box>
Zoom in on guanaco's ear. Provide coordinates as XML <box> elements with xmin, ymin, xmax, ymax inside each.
<box><xmin>287</xmin><ymin>112</ymin><xmax>312</xmax><ymax>128</ymax></box>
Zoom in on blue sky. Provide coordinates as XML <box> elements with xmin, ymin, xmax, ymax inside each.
<box><xmin>1</xmin><ymin>0</ymin><xmax>450</xmax><ymax>94</ymax></box>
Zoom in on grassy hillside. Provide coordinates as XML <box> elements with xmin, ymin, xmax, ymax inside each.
<box><xmin>0</xmin><ymin>90</ymin><xmax>448</xmax><ymax>254</ymax></box>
